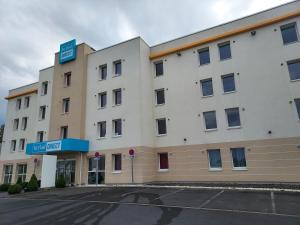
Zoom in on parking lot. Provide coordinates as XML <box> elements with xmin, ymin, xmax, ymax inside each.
<box><xmin>0</xmin><ymin>186</ymin><xmax>300</xmax><ymax>225</ymax></box>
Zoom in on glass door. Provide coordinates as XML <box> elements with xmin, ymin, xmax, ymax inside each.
<box><xmin>56</xmin><ymin>160</ymin><xmax>76</xmax><ymax>186</ymax></box>
<box><xmin>88</xmin><ymin>156</ymin><xmax>105</xmax><ymax>184</ymax></box>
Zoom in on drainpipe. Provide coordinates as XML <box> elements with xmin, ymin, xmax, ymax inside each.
<box><xmin>79</xmin><ymin>152</ymin><xmax>82</xmax><ymax>186</ymax></box>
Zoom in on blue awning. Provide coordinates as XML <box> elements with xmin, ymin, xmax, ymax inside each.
<box><xmin>26</xmin><ymin>139</ymin><xmax>89</xmax><ymax>155</ymax></box>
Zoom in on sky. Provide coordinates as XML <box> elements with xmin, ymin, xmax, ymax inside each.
<box><xmin>0</xmin><ymin>0</ymin><xmax>293</xmax><ymax>125</ymax></box>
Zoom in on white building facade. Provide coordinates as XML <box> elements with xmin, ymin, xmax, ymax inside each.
<box><xmin>1</xmin><ymin>1</ymin><xmax>300</xmax><ymax>185</ymax></box>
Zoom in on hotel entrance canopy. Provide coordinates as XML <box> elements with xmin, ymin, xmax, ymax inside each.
<box><xmin>26</xmin><ymin>139</ymin><xmax>89</xmax><ymax>155</ymax></box>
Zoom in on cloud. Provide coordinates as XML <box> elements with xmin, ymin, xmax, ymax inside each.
<box><xmin>0</xmin><ymin>0</ymin><xmax>292</xmax><ymax>125</ymax></box>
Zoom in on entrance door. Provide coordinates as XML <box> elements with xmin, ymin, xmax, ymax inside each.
<box><xmin>56</xmin><ymin>160</ymin><xmax>76</xmax><ymax>186</ymax></box>
<box><xmin>88</xmin><ymin>156</ymin><xmax>105</xmax><ymax>184</ymax></box>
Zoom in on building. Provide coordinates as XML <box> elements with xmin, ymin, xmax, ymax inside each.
<box><xmin>1</xmin><ymin>1</ymin><xmax>300</xmax><ymax>186</ymax></box>
<box><xmin>0</xmin><ymin>124</ymin><xmax>4</xmax><ymax>153</ymax></box>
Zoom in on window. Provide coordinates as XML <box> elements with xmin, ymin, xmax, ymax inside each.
<box><xmin>280</xmin><ymin>22</ymin><xmax>298</xmax><ymax>44</ymax></box>
<box><xmin>113</xmin><ymin>89</ymin><xmax>122</xmax><ymax>105</ymax></box>
<box><xmin>97</xmin><ymin>121</ymin><xmax>106</xmax><ymax>138</ymax></box>
<box><xmin>158</xmin><ymin>153</ymin><xmax>169</xmax><ymax>170</ymax></box>
<box><xmin>60</xmin><ymin>126</ymin><xmax>68</xmax><ymax>139</ymax></box>
<box><xmin>155</xmin><ymin>61</ymin><xmax>164</xmax><ymax>76</ymax></box>
<box><xmin>88</xmin><ymin>156</ymin><xmax>105</xmax><ymax>184</ymax></box>
<box><xmin>198</xmin><ymin>48</ymin><xmax>210</xmax><ymax>65</ymax></box>
<box><xmin>231</xmin><ymin>148</ymin><xmax>247</xmax><ymax>168</ymax></box>
<box><xmin>99</xmin><ymin>64</ymin><xmax>107</xmax><ymax>80</ymax></box>
<box><xmin>3</xmin><ymin>165</ymin><xmax>13</xmax><ymax>184</ymax></box>
<box><xmin>62</xmin><ymin>98</ymin><xmax>70</xmax><ymax>113</ymax></box>
<box><xmin>207</xmin><ymin>149</ymin><xmax>222</xmax><ymax>169</ymax></box>
<box><xmin>21</xmin><ymin>117</ymin><xmax>28</xmax><ymax>130</ymax></box>
<box><xmin>16</xmin><ymin>164</ymin><xmax>27</xmax><ymax>183</ymax></box>
<box><xmin>16</xmin><ymin>99</ymin><xmax>22</xmax><ymax>110</ymax></box>
<box><xmin>24</xmin><ymin>96</ymin><xmax>30</xmax><ymax>108</ymax></box>
<box><xmin>155</xmin><ymin>89</ymin><xmax>165</xmax><ymax>105</ymax></box>
<box><xmin>98</xmin><ymin>92</ymin><xmax>107</xmax><ymax>108</ymax></box>
<box><xmin>222</xmin><ymin>74</ymin><xmax>236</xmax><ymax>93</ymax></box>
<box><xmin>37</xmin><ymin>131</ymin><xmax>44</xmax><ymax>142</ymax></box>
<box><xmin>225</xmin><ymin>108</ymin><xmax>241</xmax><ymax>127</ymax></box>
<box><xmin>112</xmin><ymin>119</ymin><xmax>122</xmax><ymax>136</ymax></box>
<box><xmin>156</xmin><ymin>118</ymin><xmax>167</xmax><ymax>135</ymax></box>
<box><xmin>203</xmin><ymin>111</ymin><xmax>217</xmax><ymax>130</ymax></box>
<box><xmin>219</xmin><ymin>42</ymin><xmax>231</xmax><ymax>60</ymax></box>
<box><xmin>13</xmin><ymin>119</ymin><xmax>19</xmax><ymax>131</ymax></box>
<box><xmin>200</xmin><ymin>78</ymin><xmax>213</xmax><ymax>97</ymax></box>
<box><xmin>114</xmin><ymin>60</ymin><xmax>122</xmax><ymax>76</ymax></box>
<box><xmin>19</xmin><ymin>139</ymin><xmax>25</xmax><ymax>151</ymax></box>
<box><xmin>39</xmin><ymin>106</ymin><xmax>46</xmax><ymax>120</ymax></box>
<box><xmin>64</xmin><ymin>72</ymin><xmax>71</xmax><ymax>87</ymax></box>
<box><xmin>113</xmin><ymin>154</ymin><xmax>122</xmax><ymax>171</ymax></box>
<box><xmin>41</xmin><ymin>81</ymin><xmax>48</xmax><ymax>95</ymax></box>
<box><xmin>295</xmin><ymin>99</ymin><xmax>300</xmax><ymax>119</ymax></box>
<box><xmin>287</xmin><ymin>59</ymin><xmax>300</xmax><ymax>81</ymax></box>
<box><xmin>10</xmin><ymin>140</ymin><xmax>16</xmax><ymax>152</ymax></box>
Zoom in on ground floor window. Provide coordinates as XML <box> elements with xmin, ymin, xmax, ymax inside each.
<box><xmin>113</xmin><ymin>154</ymin><xmax>122</xmax><ymax>171</ymax></box>
<box><xmin>158</xmin><ymin>153</ymin><xmax>169</xmax><ymax>170</ymax></box>
<box><xmin>231</xmin><ymin>148</ymin><xmax>247</xmax><ymax>169</ymax></box>
<box><xmin>16</xmin><ymin>164</ymin><xmax>27</xmax><ymax>182</ymax></box>
<box><xmin>88</xmin><ymin>156</ymin><xmax>105</xmax><ymax>184</ymax></box>
<box><xmin>3</xmin><ymin>165</ymin><xmax>13</xmax><ymax>184</ymax></box>
<box><xmin>207</xmin><ymin>149</ymin><xmax>222</xmax><ymax>170</ymax></box>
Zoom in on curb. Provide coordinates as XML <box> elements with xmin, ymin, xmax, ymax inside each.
<box><xmin>79</xmin><ymin>184</ymin><xmax>300</xmax><ymax>193</ymax></box>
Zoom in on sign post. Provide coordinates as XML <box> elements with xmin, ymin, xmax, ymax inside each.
<box><xmin>129</xmin><ymin>149</ymin><xmax>135</xmax><ymax>183</ymax></box>
<box><xmin>95</xmin><ymin>152</ymin><xmax>100</xmax><ymax>186</ymax></box>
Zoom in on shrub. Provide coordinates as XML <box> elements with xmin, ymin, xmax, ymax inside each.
<box><xmin>55</xmin><ymin>175</ymin><xmax>66</xmax><ymax>188</ymax></box>
<box><xmin>26</xmin><ymin>174</ymin><xmax>38</xmax><ymax>192</ymax></box>
<box><xmin>21</xmin><ymin>182</ymin><xmax>28</xmax><ymax>190</ymax></box>
<box><xmin>0</xmin><ymin>183</ymin><xmax>10</xmax><ymax>192</ymax></box>
<box><xmin>8</xmin><ymin>184</ymin><xmax>22</xmax><ymax>194</ymax></box>
<box><xmin>16</xmin><ymin>177</ymin><xmax>22</xmax><ymax>185</ymax></box>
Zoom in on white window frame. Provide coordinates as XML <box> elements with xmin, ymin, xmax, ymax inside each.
<box><xmin>156</xmin><ymin>118</ymin><xmax>167</xmax><ymax>136</ymax></box>
<box><xmin>158</xmin><ymin>152</ymin><xmax>169</xmax><ymax>171</ymax></box>
<box><xmin>62</xmin><ymin>98</ymin><xmax>70</xmax><ymax>114</ymax></box>
<box><xmin>225</xmin><ymin>107</ymin><xmax>241</xmax><ymax>129</ymax></box>
<box><xmin>19</xmin><ymin>138</ymin><xmax>25</xmax><ymax>151</ymax></box>
<box><xmin>37</xmin><ymin>131</ymin><xmax>44</xmax><ymax>142</ymax></box>
<box><xmin>112</xmin><ymin>154</ymin><xmax>122</xmax><ymax>173</ymax></box>
<box><xmin>200</xmin><ymin>78</ymin><xmax>214</xmax><ymax>97</ymax></box>
<box><xmin>24</xmin><ymin>96</ymin><xmax>30</xmax><ymax>108</ymax></box>
<box><xmin>21</xmin><ymin>117</ymin><xmax>28</xmax><ymax>130</ymax></box>
<box><xmin>99</xmin><ymin>64</ymin><xmax>107</xmax><ymax>81</ymax></box>
<box><xmin>13</xmin><ymin>118</ymin><xmax>19</xmax><ymax>131</ymax></box>
<box><xmin>112</xmin><ymin>88</ymin><xmax>122</xmax><ymax>106</ymax></box>
<box><xmin>207</xmin><ymin>149</ymin><xmax>222</xmax><ymax>171</ymax></box>
<box><xmin>16</xmin><ymin>164</ymin><xmax>27</xmax><ymax>183</ymax></box>
<box><xmin>280</xmin><ymin>22</ymin><xmax>299</xmax><ymax>45</ymax></box>
<box><xmin>154</xmin><ymin>61</ymin><xmax>164</xmax><ymax>77</ymax></box>
<box><xmin>97</xmin><ymin>121</ymin><xmax>106</xmax><ymax>139</ymax></box>
<box><xmin>64</xmin><ymin>72</ymin><xmax>71</xmax><ymax>87</ymax></box>
<box><xmin>3</xmin><ymin>165</ymin><xmax>13</xmax><ymax>184</ymax></box>
<box><xmin>39</xmin><ymin>106</ymin><xmax>46</xmax><ymax>120</ymax></box>
<box><xmin>203</xmin><ymin>111</ymin><xmax>217</xmax><ymax>131</ymax></box>
<box><xmin>10</xmin><ymin>140</ymin><xmax>16</xmax><ymax>152</ymax></box>
<box><xmin>112</xmin><ymin>119</ymin><xmax>122</xmax><ymax>137</ymax></box>
<box><xmin>231</xmin><ymin>148</ymin><xmax>247</xmax><ymax>170</ymax></box>
<box><xmin>113</xmin><ymin>60</ymin><xmax>122</xmax><ymax>76</ymax></box>
<box><xmin>41</xmin><ymin>81</ymin><xmax>48</xmax><ymax>96</ymax></box>
<box><xmin>155</xmin><ymin>88</ymin><xmax>165</xmax><ymax>105</ymax></box>
<box><xmin>60</xmin><ymin>126</ymin><xmax>68</xmax><ymax>139</ymax></box>
<box><xmin>16</xmin><ymin>99</ymin><xmax>22</xmax><ymax>110</ymax></box>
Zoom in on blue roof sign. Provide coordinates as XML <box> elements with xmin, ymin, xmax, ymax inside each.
<box><xmin>59</xmin><ymin>39</ymin><xmax>77</xmax><ymax>64</ymax></box>
<box><xmin>26</xmin><ymin>139</ymin><xmax>89</xmax><ymax>155</ymax></box>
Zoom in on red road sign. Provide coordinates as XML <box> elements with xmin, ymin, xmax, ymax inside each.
<box><xmin>129</xmin><ymin>149</ymin><xmax>135</xmax><ymax>156</ymax></box>
<box><xmin>95</xmin><ymin>152</ymin><xmax>100</xmax><ymax>158</ymax></box>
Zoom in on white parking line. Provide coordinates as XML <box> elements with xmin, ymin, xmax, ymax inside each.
<box><xmin>1</xmin><ymin>196</ymin><xmax>299</xmax><ymax>218</ymax></box>
<box><xmin>151</xmin><ymin>188</ymin><xmax>184</xmax><ymax>201</ymax></box>
<box><xmin>271</xmin><ymin>192</ymin><xmax>276</xmax><ymax>214</ymax></box>
<box><xmin>198</xmin><ymin>190</ymin><xmax>224</xmax><ymax>208</ymax></box>
<box><xmin>121</xmin><ymin>188</ymin><xmax>149</xmax><ymax>197</ymax></box>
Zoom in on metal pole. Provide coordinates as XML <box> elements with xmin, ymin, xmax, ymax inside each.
<box><xmin>79</xmin><ymin>152</ymin><xmax>82</xmax><ymax>186</ymax></box>
<box><xmin>96</xmin><ymin>158</ymin><xmax>98</xmax><ymax>187</ymax></box>
<box><xmin>131</xmin><ymin>158</ymin><xmax>134</xmax><ymax>183</ymax></box>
